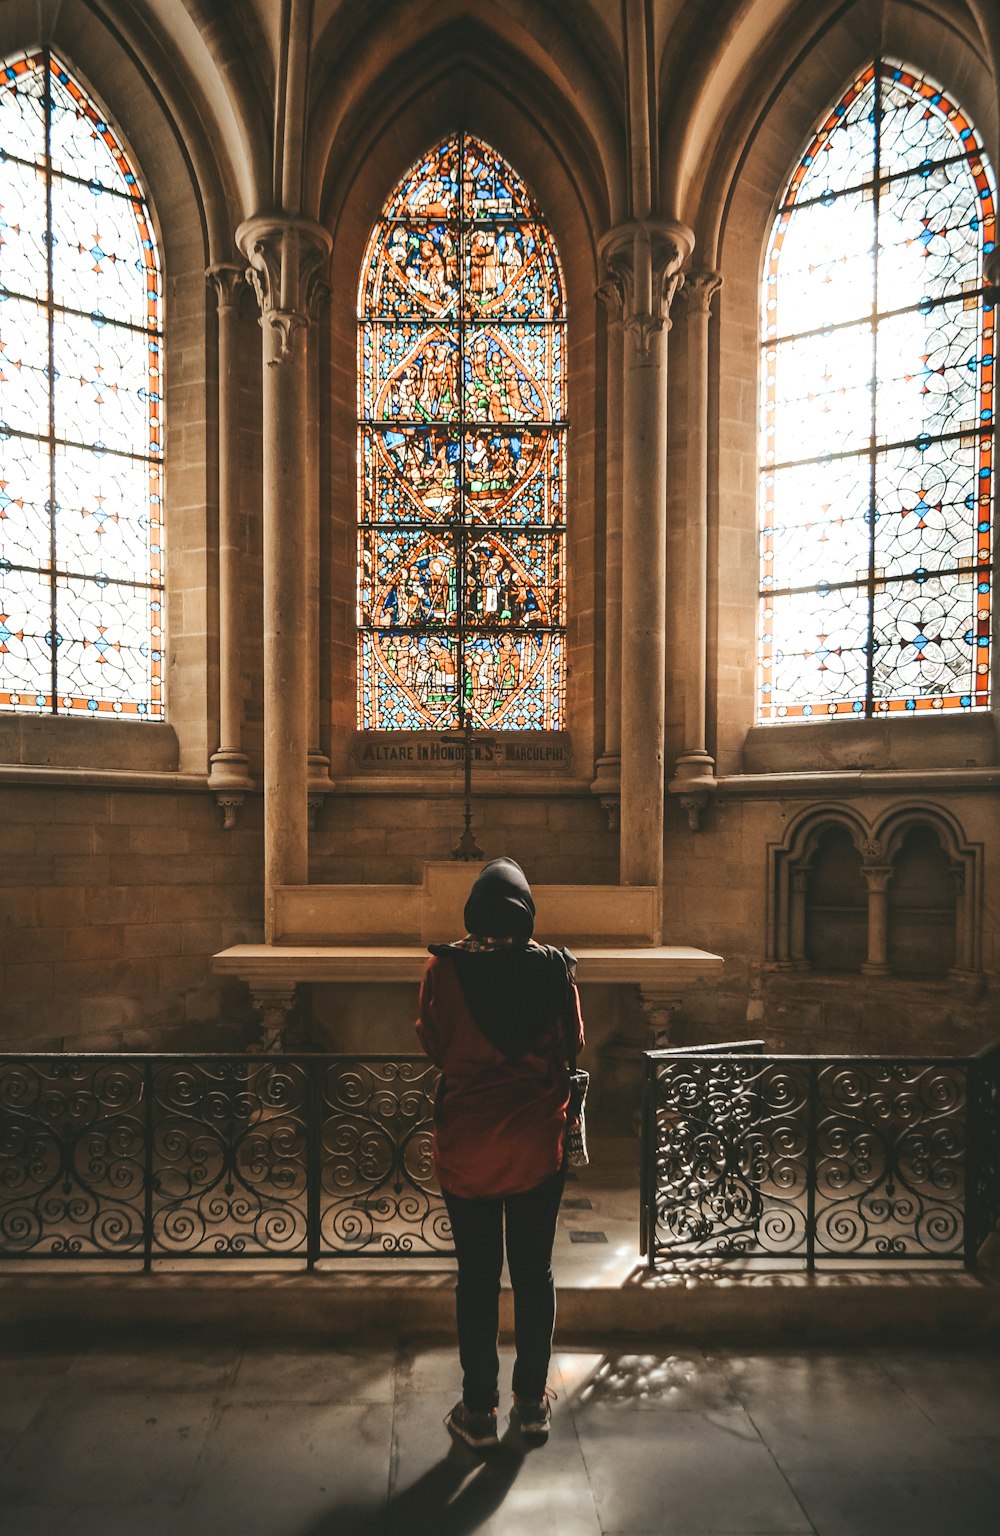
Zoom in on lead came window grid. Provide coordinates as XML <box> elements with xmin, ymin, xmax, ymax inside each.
<box><xmin>0</xmin><ymin>50</ymin><xmax>164</xmax><ymax>719</ymax></box>
<box><xmin>758</xmin><ymin>61</ymin><xmax>996</xmax><ymax>721</ymax></box>
<box><xmin>357</xmin><ymin>133</ymin><xmax>566</xmax><ymax>731</ymax></box>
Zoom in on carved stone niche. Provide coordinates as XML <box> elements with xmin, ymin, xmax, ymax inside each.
<box><xmin>767</xmin><ymin>801</ymin><xmax>983</xmax><ymax>981</ymax></box>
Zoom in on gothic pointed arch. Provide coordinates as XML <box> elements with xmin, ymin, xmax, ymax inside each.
<box><xmin>757</xmin><ymin>60</ymin><xmax>996</xmax><ymax>723</ymax></box>
<box><xmin>320</xmin><ymin>48</ymin><xmax>608</xmax><ymax>782</ymax></box>
<box><xmin>0</xmin><ymin>48</ymin><xmax>165</xmax><ymax>720</ymax></box>
<box><xmin>356</xmin><ymin>132</ymin><xmax>567</xmax><ymax>732</ymax></box>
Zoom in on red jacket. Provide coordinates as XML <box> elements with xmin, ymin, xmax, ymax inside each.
<box><xmin>416</xmin><ymin>951</ymin><xmax>585</xmax><ymax>1198</ymax></box>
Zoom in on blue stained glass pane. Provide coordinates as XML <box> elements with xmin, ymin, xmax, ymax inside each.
<box><xmin>873</xmin><ymin>438</ymin><xmax>984</xmax><ymax>579</ymax></box>
<box><xmin>53</xmin><ymin>308</ymin><xmax>153</xmax><ymax>455</ymax></box>
<box><xmin>0</xmin><ymin>444</ymin><xmax>50</xmax><ymax>566</ymax></box>
<box><xmin>0</xmin><ymin>153</ymin><xmax>48</xmax><ymax>300</ymax></box>
<box><xmin>0</xmin><ymin>290</ymin><xmax>50</xmax><ymax>435</ymax></box>
<box><xmin>0</xmin><ymin>565</ymin><xmax>53</xmax><ymax>706</ymax></box>
<box><xmin>55</xmin><ymin>447</ymin><xmax>155</xmax><ymax>585</ymax></box>
<box><xmin>55</xmin><ymin>572</ymin><xmax>160</xmax><ymax>716</ymax></box>
<box><xmin>49</xmin><ymin>173</ymin><xmax>152</xmax><ymax>328</ymax></box>
<box><xmin>0</xmin><ymin>50</ymin><xmax>163</xmax><ymax>718</ymax></box>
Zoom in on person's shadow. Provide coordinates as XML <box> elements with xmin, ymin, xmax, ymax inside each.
<box><xmin>303</xmin><ymin>1425</ymin><xmax>528</xmax><ymax>1536</ymax></box>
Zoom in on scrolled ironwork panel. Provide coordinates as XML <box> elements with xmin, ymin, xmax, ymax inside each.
<box><xmin>650</xmin><ymin>1057</ymin><xmax>810</xmax><ymax>1261</ymax></box>
<box><xmin>149</xmin><ymin>1059</ymin><xmax>309</xmax><ymax>1257</ymax></box>
<box><xmin>814</xmin><ymin>1061</ymin><xmax>967</xmax><ymax>1259</ymax></box>
<box><xmin>0</xmin><ymin>1057</ymin><xmax>145</xmax><ymax>1256</ymax></box>
<box><xmin>318</xmin><ymin>1058</ymin><xmax>451</xmax><ymax>1256</ymax></box>
<box><xmin>970</xmin><ymin>1043</ymin><xmax>1000</xmax><ymax>1252</ymax></box>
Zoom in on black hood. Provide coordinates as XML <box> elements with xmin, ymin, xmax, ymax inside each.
<box><xmin>462</xmin><ymin>857</ymin><xmax>535</xmax><ymax>941</ymax></box>
<box><xmin>430</xmin><ymin>860</ymin><xmax>574</xmax><ymax>1059</ymax></box>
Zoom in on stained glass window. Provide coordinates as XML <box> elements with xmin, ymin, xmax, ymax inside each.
<box><xmin>0</xmin><ymin>50</ymin><xmax>164</xmax><ymax>719</ymax></box>
<box><xmin>358</xmin><ymin>133</ymin><xmax>565</xmax><ymax>730</ymax></box>
<box><xmin>759</xmin><ymin>61</ymin><xmax>995</xmax><ymax>720</ymax></box>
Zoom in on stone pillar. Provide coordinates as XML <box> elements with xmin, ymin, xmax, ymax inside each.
<box><xmin>789</xmin><ymin>866</ymin><xmax>809</xmax><ymax>966</ymax></box>
<box><xmin>591</xmin><ymin>283</ymin><xmax>624</xmax><ymax>829</ymax></box>
<box><xmin>306</xmin><ymin>278</ymin><xmax>334</xmax><ymax>818</ymax></box>
<box><xmin>949</xmin><ymin>861</ymin><xmax>980</xmax><ymax>979</ymax></box>
<box><xmin>861</xmin><ymin>864</ymin><xmax>894</xmax><ymax>976</ymax></box>
<box><xmin>598</xmin><ymin>219</ymin><xmax>693</xmax><ymax>905</ymax></box>
<box><xmin>236</xmin><ymin>215</ymin><xmax>332</xmax><ymax>941</ymax></box>
<box><xmin>249</xmin><ymin>985</ymin><xmax>297</xmax><ymax>1055</ymax></box>
<box><xmin>206</xmin><ymin>263</ymin><xmax>253</xmax><ymax>826</ymax></box>
<box><xmin>668</xmin><ymin>270</ymin><xmax>722</xmax><ymax>831</ymax></box>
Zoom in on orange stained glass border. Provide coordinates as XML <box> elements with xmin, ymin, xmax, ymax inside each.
<box><xmin>0</xmin><ymin>50</ymin><xmax>165</xmax><ymax>719</ymax></box>
<box><xmin>757</xmin><ymin>60</ymin><xmax>995</xmax><ymax>722</ymax></box>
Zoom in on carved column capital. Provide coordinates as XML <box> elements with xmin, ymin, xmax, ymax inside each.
<box><xmin>637</xmin><ymin>989</ymin><xmax>684</xmax><ymax>1049</ymax></box>
<box><xmin>681</xmin><ymin>269</ymin><xmax>723</xmax><ymax>317</ymax></box>
<box><xmin>861</xmin><ymin>863</ymin><xmax>894</xmax><ymax>894</ymax></box>
<box><xmin>236</xmin><ymin>215</ymin><xmax>332</xmax><ymax>365</ymax></box>
<box><xmin>249</xmin><ymin>985</ymin><xmax>297</xmax><ymax>1054</ymax></box>
<box><xmin>595</xmin><ymin>275</ymin><xmax>624</xmax><ymax>323</ymax></box>
<box><xmin>206</xmin><ymin>261</ymin><xmax>247</xmax><ymax>312</ymax></box>
<box><xmin>597</xmin><ymin>218</ymin><xmax>695</xmax><ymax>358</ymax></box>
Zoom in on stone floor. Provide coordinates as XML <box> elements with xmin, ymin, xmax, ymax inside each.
<box><xmin>1</xmin><ymin>1330</ymin><xmax>999</xmax><ymax>1536</ymax></box>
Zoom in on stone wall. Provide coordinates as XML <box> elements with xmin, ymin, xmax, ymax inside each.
<box><xmin>0</xmin><ymin>0</ymin><xmax>997</xmax><ymax>1081</ymax></box>
<box><xmin>661</xmin><ymin>790</ymin><xmax>999</xmax><ymax>1058</ymax></box>
<box><xmin>1</xmin><ymin>788</ymin><xmax>263</xmax><ymax>1053</ymax></box>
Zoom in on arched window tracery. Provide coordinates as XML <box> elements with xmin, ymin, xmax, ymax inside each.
<box><xmin>0</xmin><ymin>50</ymin><xmax>164</xmax><ymax>720</ymax></box>
<box><xmin>758</xmin><ymin>60</ymin><xmax>995</xmax><ymax>722</ymax></box>
<box><xmin>357</xmin><ymin>133</ymin><xmax>566</xmax><ymax>731</ymax></box>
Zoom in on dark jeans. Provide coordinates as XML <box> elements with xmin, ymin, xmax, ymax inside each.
<box><xmin>442</xmin><ymin>1166</ymin><xmax>566</xmax><ymax>1412</ymax></box>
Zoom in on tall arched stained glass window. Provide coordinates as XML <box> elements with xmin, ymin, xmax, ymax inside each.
<box><xmin>0</xmin><ymin>50</ymin><xmax>164</xmax><ymax>719</ymax></box>
<box><xmin>358</xmin><ymin>134</ymin><xmax>565</xmax><ymax>730</ymax></box>
<box><xmin>759</xmin><ymin>61</ymin><xmax>995</xmax><ymax>720</ymax></box>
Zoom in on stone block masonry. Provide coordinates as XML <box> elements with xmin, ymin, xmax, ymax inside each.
<box><xmin>0</xmin><ymin>788</ymin><xmax>264</xmax><ymax>1053</ymax></box>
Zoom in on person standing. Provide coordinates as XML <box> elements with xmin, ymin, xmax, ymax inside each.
<box><xmin>416</xmin><ymin>858</ymin><xmax>585</xmax><ymax>1450</ymax></box>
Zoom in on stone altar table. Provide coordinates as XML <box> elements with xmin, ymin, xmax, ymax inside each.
<box><xmin>213</xmin><ymin>862</ymin><xmax>724</xmax><ymax>1052</ymax></box>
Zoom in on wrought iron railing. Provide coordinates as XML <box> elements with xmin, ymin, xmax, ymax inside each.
<box><xmin>642</xmin><ymin>1039</ymin><xmax>1000</xmax><ymax>1271</ymax></box>
<box><xmin>0</xmin><ymin>1055</ymin><xmax>450</xmax><ymax>1267</ymax></box>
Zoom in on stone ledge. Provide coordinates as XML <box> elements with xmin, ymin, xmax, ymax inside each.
<box><xmin>213</xmin><ymin>943</ymin><xmax>724</xmax><ymax>986</ymax></box>
<box><xmin>743</xmin><ymin>714</ymin><xmax>997</xmax><ymax>774</ymax></box>
<box><xmin>272</xmin><ymin>864</ymin><xmax>666</xmax><ymax>945</ymax></box>
<box><xmin>333</xmin><ymin>774</ymin><xmax>593</xmax><ymax>796</ymax></box>
<box><xmin>0</xmin><ymin>714</ymin><xmax>182</xmax><ymax>771</ymax></box>
<box><xmin>716</xmin><ymin>766</ymin><xmax>1000</xmax><ymax>799</ymax></box>
<box><xmin>2</xmin><ymin>1249</ymin><xmax>997</xmax><ymax>1342</ymax></box>
<box><xmin>0</xmin><ymin>766</ymin><xmax>212</xmax><ymax>792</ymax></box>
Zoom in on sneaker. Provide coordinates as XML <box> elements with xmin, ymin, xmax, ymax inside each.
<box><xmin>512</xmin><ymin>1389</ymin><xmax>556</xmax><ymax>1441</ymax></box>
<box><xmin>444</xmin><ymin>1400</ymin><xmax>499</xmax><ymax>1449</ymax></box>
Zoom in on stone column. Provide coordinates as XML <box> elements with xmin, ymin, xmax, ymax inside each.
<box><xmin>306</xmin><ymin>278</ymin><xmax>334</xmax><ymax>820</ymax></box>
<box><xmin>949</xmin><ymin>861</ymin><xmax>980</xmax><ymax>979</ymax></box>
<box><xmin>861</xmin><ymin>864</ymin><xmax>894</xmax><ymax>976</ymax></box>
<box><xmin>598</xmin><ymin>220</ymin><xmax>694</xmax><ymax>903</ymax></box>
<box><xmin>591</xmin><ymin>283</ymin><xmax>624</xmax><ymax>829</ymax></box>
<box><xmin>236</xmin><ymin>215</ymin><xmax>332</xmax><ymax>941</ymax></box>
<box><xmin>668</xmin><ymin>270</ymin><xmax>722</xmax><ymax>831</ymax></box>
<box><xmin>206</xmin><ymin>264</ymin><xmax>253</xmax><ymax>827</ymax></box>
<box><xmin>789</xmin><ymin>866</ymin><xmax>809</xmax><ymax>967</ymax></box>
